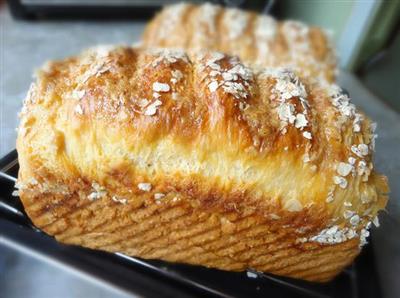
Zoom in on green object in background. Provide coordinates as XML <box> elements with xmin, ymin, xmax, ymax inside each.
<box><xmin>361</xmin><ymin>30</ymin><xmax>400</xmax><ymax>112</ymax></box>
<box><xmin>276</xmin><ymin>0</ymin><xmax>400</xmax><ymax>110</ymax></box>
<box><xmin>276</xmin><ymin>0</ymin><xmax>400</xmax><ymax>71</ymax></box>
<box><xmin>277</xmin><ymin>0</ymin><xmax>355</xmax><ymax>43</ymax></box>
<box><xmin>353</xmin><ymin>0</ymin><xmax>400</xmax><ymax>72</ymax></box>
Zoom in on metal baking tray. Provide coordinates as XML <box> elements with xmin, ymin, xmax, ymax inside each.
<box><xmin>0</xmin><ymin>149</ymin><xmax>382</xmax><ymax>298</ymax></box>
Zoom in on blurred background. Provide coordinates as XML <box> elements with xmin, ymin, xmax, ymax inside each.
<box><xmin>1</xmin><ymin>1</ymin><xmax>399</xmax><ymax>298</ymax></box>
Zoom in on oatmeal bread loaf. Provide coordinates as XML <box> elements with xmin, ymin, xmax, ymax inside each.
<box><xmin>142</xmin><ymin>2</ymin><xmax>337</xmax><ymax>82</ymax></box>
<box><xmin>16</xmin><ymin>46</ymin><xmax>388</xmax><ymax>282</ymax></box>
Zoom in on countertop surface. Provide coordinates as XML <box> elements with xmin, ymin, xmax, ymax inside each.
<box><xmin>1</xmin><ymin>4</ymin><xmax>399</xmax><ymax>298</ymax></box>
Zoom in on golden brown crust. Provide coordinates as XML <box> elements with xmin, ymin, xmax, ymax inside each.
<box><xmin>16</xmin><ymin>46</ymin><xmax>388</xmax><ymax>282</ymax></box>
<box><xmin>142</xmin><ymin>3</ymin><xmax>338</xmax><ymax>82</ymax></box>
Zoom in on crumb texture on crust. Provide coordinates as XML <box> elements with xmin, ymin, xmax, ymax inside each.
<box><xmin>16</xmin><ymin>46</ymin><xmax>388</xmax><ymax>282</ymax></box>
<box><xmin>142</xmin><ymin>2</ymin><xmax>338</xmax><ymax>82</ymax></box>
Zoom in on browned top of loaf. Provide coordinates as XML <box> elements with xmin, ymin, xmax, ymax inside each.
<box><xmin>16</xmin><ymin>46</ymin><xmax>388</xmax><ymax>247</ymax></box>
<box><xmin>142</xmin><ymin>2</ymin><xmax>337</xmax><ymax>82</ymax></box>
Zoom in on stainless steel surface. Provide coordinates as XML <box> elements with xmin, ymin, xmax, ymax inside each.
<box><xmin>0</xmin><ymin>3</ymin><xmax>399</xmax><ymax>298</ymax></box>
<box><xmin>0</xmin><ymin>242</ymin><xmax>134</xmax><ymax>298</ymax></box>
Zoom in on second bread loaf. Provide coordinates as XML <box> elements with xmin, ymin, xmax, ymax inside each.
<box><xmin>142</xmin><ymin>2</ymin><xmax>337</xmax><ymax>82</ymax></box>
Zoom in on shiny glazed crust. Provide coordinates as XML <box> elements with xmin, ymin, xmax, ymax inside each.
<box><xmin>16</xmin><ymin>46</ymin><xmax>388</xmax><ymax>282</ymax></box>
<box><xmin>142</xmin><ymin>3</ymin><xmax>337</xmax><ymax>82</ymax></box>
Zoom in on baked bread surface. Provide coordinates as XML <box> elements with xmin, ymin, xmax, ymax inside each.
<box><xmin>142</xmin><ymin>2</ymin><xmax>337</xmax><ymax>82</ymax></box>
<box><xmin>16</xmin><ymin>46</ymin><xmax>388</xmax><ymax>282</ymax></box>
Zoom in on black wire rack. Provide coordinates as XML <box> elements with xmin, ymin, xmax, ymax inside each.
<box><xmin>0</xmin><ymin>150</ymin><xmax>382</xmax><ymax>298</ymax></box>
<box><xmin>6</xmin><ymin>0</ymin><xmax>273</xmax><ymax>20</ymax></box>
